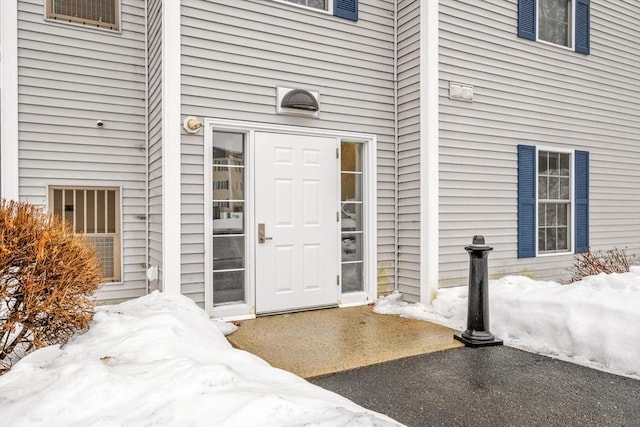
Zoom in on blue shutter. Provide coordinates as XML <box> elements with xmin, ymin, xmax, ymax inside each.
<box><xmin>518</xmin><ymin>0</ymin><xmax>536</xmax><ymax>40</ymax></box>
<box><xmin>518</xmin><ymin>145</ymin><xmax>536</xmax><ymax>258</ymax></box>
<box><xmin>574</xmin><ymin>151</ymin><xmax>589</xmax><ymax>253</ymax></box>
<box><xmin>575</xmin><ymin>0</ymin><xmax>590</xmax><ymax>54</ymax></box>
<box><xmin>334</xmin><ymin>0</ymin><xmax>358</xmax><ymax>21</ymax></box>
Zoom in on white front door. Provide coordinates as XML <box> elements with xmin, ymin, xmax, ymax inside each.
<box><xmin>255</xmin><ymin>132</ymin><xmax>339</xmax><ymax>313</ymax></box>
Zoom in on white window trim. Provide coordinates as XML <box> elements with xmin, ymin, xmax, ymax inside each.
<box><xmin>534</xmin><ymin>146</ymin><xmax>576</xmax><ymax>257</ymax></box>
<box><xmin>272</xmin><ymin>0</ymin><xmax>334</xmax><ymax>16</ymax></box>
<box><xmin>46</xmin><ymin>184</ymin><xmax>125</xmax><ymax>285</ymax></box>
<box><xmin>205</xmin><ymin>128</ymin><xmax>253</xmax><ymax>321</ymax></box>
<box><xmin>535</xmin><ymin>0</ymin><xmax>576</xmax><ymax>51</ymax></box>
<box><xmin>339</xmin><ymin>137</ymin><xmax>376</xmax><ymax>308</ymax></box>
<box><xmin>204</xmin><ymin>119</ymin><xmax>377</xmax><ymax>319</ymax></box>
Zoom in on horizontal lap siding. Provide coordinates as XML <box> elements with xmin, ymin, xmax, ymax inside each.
<box><xmin>17</xmin><ymin>0</ymin><xmax>147</xmax><ymax>301</ymax></box>
<box><xmin>181</xmin><ymin>0</ymin><xmax>396</xmax><ymax>305</ymax></box>
<box><xmin>439</xmin><ymin>0</ymin><xmax>640</xmax><ymax>286</ymax></box>
<box><xmin>147</xmin><ymin>0</ymin><xmax>163</xmax><ymax>291</ymax></box>
<box><xmin>397</xmin><ymin>0</ymin><xmax>421</xmax><ymax>302</ymax></box>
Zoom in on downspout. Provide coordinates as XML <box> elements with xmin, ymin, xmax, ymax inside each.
<box><xmin>393</xmin><ymin>0</ymin><xmax>399</xmax><ymax>292</ymax></box>
<box><xmin>144</xmin><ymin>0</ymin><xmax>150</xmax><ymax>294</ymax></box>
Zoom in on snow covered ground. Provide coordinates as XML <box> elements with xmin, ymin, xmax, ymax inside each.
<box><xmin>0</xmin><ymin>292</ymin><xmax>401</xmax><ymax>427</ymax></box>
<box><xmin>1</xmin><ymin>269</ymin><xmax>638</xmax><ymax>426</ymax></box>
<box><xmin>375</xmin><ymin>267</ymin><xmax>640</xmax><ymax>379</ymax></box>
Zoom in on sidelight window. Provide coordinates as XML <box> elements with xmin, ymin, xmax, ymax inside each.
<box><xmin>340</xmin><ymin>142</ymin><xmax>364</xmax><ymax>293</ymax></box>
<box><xmin>212</xmin><ymin>132</ymin><xmax>246</xmax><ymax>305</ymax></box>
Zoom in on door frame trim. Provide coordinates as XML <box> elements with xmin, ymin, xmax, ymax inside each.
<box><xmin>204</xmin><ymin>119</ymin><xmax>377</xmax><ymax>319</ymax></box>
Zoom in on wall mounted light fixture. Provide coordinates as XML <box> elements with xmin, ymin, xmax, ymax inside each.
<box><xmin>183</xmin><ymin>116</ymin><xmax>203</xmax><ymax>133</ymax></box>
<box><xmin>280</xmin><ymin>89</ymin><xmax>319</xmax><ymax>111</ymax></box>
<box><xmin>276</xmin><ymin>87</ymin><xmax>320</xmax><ymax>117</ymax></box>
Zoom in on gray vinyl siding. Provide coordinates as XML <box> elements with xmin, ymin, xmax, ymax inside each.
<box><xmin>397</xmin><ymin>0</ymin><xmax>422</xmax><ymax>301</ymax></box>
<box><xmin>438</xmin><ymin>0</ymin><xmax>640</xmax><ymax>286</ymax></box>
<box><xmin>17</xmin><ymin>0</ymin><xmax>148</xmax><ymax>301</ymax></box>
<box><xmin>180</xmin><ymin>0</ymin><xmax>396</xmax><ymax>305</ymax></box>
<box><xmin>147</xmin><ymin>0</ymin><xmax>163</xmax><ymax>291</ymax></box>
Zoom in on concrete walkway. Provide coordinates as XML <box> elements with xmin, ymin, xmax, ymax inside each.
<box><xmin>310</xmin><ymin>346</ymin><xmax>640</xmax><ymax>427</ymax></box>
<box><xmin>227</xmin><ymin>305</ymin><xmax>462</xmax><ymax>378</ymax></box>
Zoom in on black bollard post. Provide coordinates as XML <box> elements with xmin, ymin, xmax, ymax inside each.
<box><xmin>454</xmin><ymin>235</ymin><xmax>503</xmax><ymax>347</ymax></box>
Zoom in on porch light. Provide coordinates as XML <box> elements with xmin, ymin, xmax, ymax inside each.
<box><xmin>280</xmin><ymin>89</ymin><xmax>319</xmax><ymax>111</ymax></box>
<box><xmin>183</xmin><ymin>116</ymin><xmax>203</xmax><ymax>133</ymax></box>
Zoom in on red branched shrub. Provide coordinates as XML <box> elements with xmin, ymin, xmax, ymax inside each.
<box><xmin>1</xmin><ymin>199</ymin><xmax>104</xmax><ymax>374</ymax></box>
<box><xmin>571</xmin><ymin>247</ymin><xmax>633</xmax><ymax>283</ymax></box>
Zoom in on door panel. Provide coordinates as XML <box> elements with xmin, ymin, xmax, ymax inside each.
<box><xmin>255</xmin><ymin>132</ymin><xmax>338</xmax><ymax>313</ymax></box>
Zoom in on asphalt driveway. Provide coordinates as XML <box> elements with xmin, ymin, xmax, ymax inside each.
<box><xmin>310</xmin><ymin>346</ymin><xmax>640</xmax><ymax>427</ymax></box>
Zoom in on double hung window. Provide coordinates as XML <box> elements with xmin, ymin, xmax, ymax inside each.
<box><xmin>280</xmin><ymin>0</ymin><xmax>358</xmax><ymax>21</ymax></box>
<box><xmin>285</xmin><ymin>0</ymin><xmax>327</xmax><ymax>10</ymax></box>
<box><xmin>538</xmin><ymin>151</ymin><xmax>571</xmax><ymax>253</ymax></box>
<box><xmin>517</xmin><ymin>146</ymin><xmax>589</xmax><ymax>258</ymax></box>
<box><xmin>518</xmin><ymin>0</ymin><xmax>590</xmax><ymax>54</ymax></box>
<box><xmin>538</xmin><ymin>0</ymin><xmax>572</xmax><ymax>47</ymax></box>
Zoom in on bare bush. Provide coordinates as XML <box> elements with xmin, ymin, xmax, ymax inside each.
<box><xmin>1</xmin><ymin>200</ymin><xmax>104</xmax><ymax>374</ymax></box>
<box><xmin>571</xmin><ymin>248</ymin><xmax>633</xmax><ymax>282</ymax></box>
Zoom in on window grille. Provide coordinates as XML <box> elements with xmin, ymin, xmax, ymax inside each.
<box><xmin>538</xmin><ymin>151</ymin><xmax>571</xmax><ymax>253</ymax></box>
<box><xmin>49</xmin><ymin>187</ymin><xmax>122</xmax><ymax>282</ymax></box>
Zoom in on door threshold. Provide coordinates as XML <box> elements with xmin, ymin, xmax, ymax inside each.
<box><xmin>257</xmin><ymin>304</ymin><xmax>339</xmax><ymax>317</ymax></box>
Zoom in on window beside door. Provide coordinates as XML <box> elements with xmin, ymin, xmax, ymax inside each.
<box><xmin>341</xmin><ymin>142</ymin><xmax>364</xmax><ymax>293</ymax></box>
<box><xmin>212</xmin><ymin>132</ymin><xmax>246</xmax><ymax>305</ymax></box>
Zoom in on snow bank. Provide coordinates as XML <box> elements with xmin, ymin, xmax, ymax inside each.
<box><xmin>375</xmin><ymin>269</ymin><xmax>640</xmax><ymax>379</ymax></box>
<box><xmin>0</xmin><ymin>292</ymin><xmax>401</xmax><ymax>427</ymax></box>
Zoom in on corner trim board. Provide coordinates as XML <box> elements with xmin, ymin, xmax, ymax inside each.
<box><xmin>420</xmin><ymin>0</ymin><xmax>440</xmax><ymax>303</ymax></box>
<box><xmin>161</xmin><ymin>0</ymin><xmax>181</xmax><ymax>293</ymax></box>
<box><xmin>0</xmin><ymin>1</ymin><xmax>19</xmax><ymax>200</ymax></box>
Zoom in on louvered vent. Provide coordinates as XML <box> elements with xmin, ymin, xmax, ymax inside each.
<box><xmin>48</xmin><ymin>0</ymin><xmax>119</xmax><ymax>30</ymax></box>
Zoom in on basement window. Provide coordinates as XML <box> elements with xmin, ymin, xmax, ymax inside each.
<box><xmin>49</xmin><ymin>187</ymin><xmax>122</xmax><ymax>282</ymax></box>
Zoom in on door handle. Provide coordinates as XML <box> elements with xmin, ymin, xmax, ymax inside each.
<box><xmin>258</xmin><ymin>223</ymin><xmax>273</xmax><ymax>244</ymax></box>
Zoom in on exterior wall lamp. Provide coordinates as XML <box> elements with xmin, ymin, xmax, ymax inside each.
<box><xmin>276</xmin><ymin>87</ymin><xmax>320</xmax><ymax>118</ymax></box>
<box><xmin>280</xmin><ymin>89</ymin><xmax>319</xmax><ymax>111</ymax></box>
<box><xmin>183</xmin><ymin>116</ymin><xmax>203</xmax><ymax>133</ymax></box>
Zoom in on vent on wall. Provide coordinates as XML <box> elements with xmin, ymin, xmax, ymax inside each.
<box><xmin>449</xmin><ymin>82</ymin><xmax>474</xmax><ymax>102</ymax></box>
<box><xmin>46</xmin><ymin>0</ymin><xmax>120</xmax><ymax>31</ymax></box>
